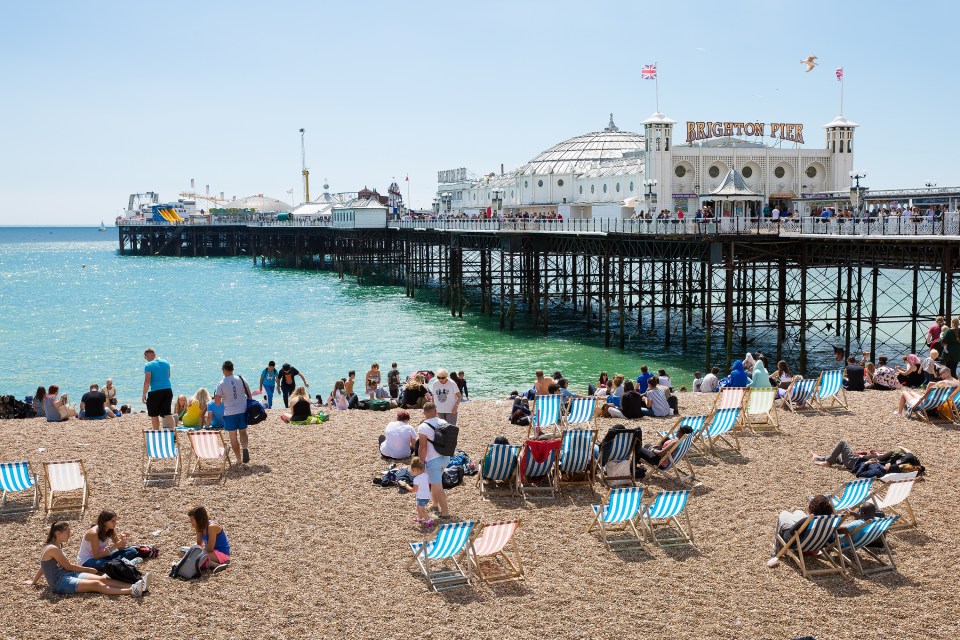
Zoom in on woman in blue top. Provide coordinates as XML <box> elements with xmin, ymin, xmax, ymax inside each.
<box><xmin>259</xmin><ymin>361</ymin><xmax>279</xmax><ymax>409</ymax></box>
<box><xmin>183</xmin><ymin>506</ymin><xmax>230</xmax><ymax>571</ymax></box>
<box><xmin>728</xmin><ymin>360</ymin><xmax>750</xmax><ymax>387</ymax></box>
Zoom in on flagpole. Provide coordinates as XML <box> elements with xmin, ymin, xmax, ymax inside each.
<box><xmin>655</xmin><ymin>60</ymin><xmax>660</xmax><ymax>112</ymax></box>
<box><xmin>840</xmin><ymin>74</ymin><xmax>844</xmax><ymax>116</ymax></box>
<box><xmin>407</xmin><ymin>177</ymin><xmax>410</xmax><ymax>213</ymax></box>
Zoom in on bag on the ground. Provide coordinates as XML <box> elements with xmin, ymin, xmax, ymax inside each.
<box><xmin>424</xmin><ymin>419</ymin><xmax>459</xmax><ymax>456</ymax></box>
<box><xmin>356</xmin><ymin>399</ymin><xmax>371</xmax><ymax>410</ymax></box>
<box><xmin>441</xmin><ymin>466</ymin><xmax>464</xmax><ymax>489</ymax></box>
<box><xmin>369</xmin><ymin>399</ymin><xmax>390</xmax><ymax>411</ymax></box>
<box><xmin>135</xmin><ymin>545</ymin><xmax>160</xmax><ymax>559</ymax></box>
<box><xmin>245</xmin><ymin>399</ymin><xmax>267</xmax><ymax>425</ymax></box>
<box><xmin>170</xmin><ymin>544</ymin><xmax>208</xmax><ymax>580</ymax></box>
<box><xmin>104</xmin><ymin>557</ymin><xmax>143</xmax><ymax>583</ymax></box>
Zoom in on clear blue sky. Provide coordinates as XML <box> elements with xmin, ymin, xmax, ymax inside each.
<box><xmin>1</xmin><ymin>1</ymin><xmax>956</xmax><ymax>224</ymax></box>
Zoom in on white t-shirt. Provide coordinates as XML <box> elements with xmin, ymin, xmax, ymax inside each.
<box><xmin>417</xmin><ymin>419</ymin><xmax>444</xmax><ymax>462</ymax></box>
<box><xmin>413</xmin><ymin>473</ymin><xmax>431</xmax><ymax>500</ymax></box>
<box><xmin>215</xmin><ymin>375</ymin><xmax>249</xmax><ymax>417</ymax></box>
<box><xmin>693</xmin><ymin>377</ymin><xmax>703</xmax><ymax>392</ymax></box>
<box><xmin>700</xmin><ymin>373</ymin><xmax>719</xmax><ymax>393</ymax></box>
<box><xmin>380</xmin><ymin>421</ymin><xmax>417</xmax><ymax>459</ymax></box>
<box><xmin>432</xmin><ymin>379</ymin><xmax>460</xmax><ymax>413</ymax></box>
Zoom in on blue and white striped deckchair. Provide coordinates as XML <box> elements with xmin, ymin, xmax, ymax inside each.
<box><xmin>530</xmin><ymin>394</ymin><xmax>563</xmax><ymax>437</ymax></box>
<box><xmin>701</xmin><ymin>408</ymin><xmax>741</xmax><ymax>456</ymax></box>
<box><xmin>838</xmin><ymin>515</ymin><xmax>899</xmax><ymax>576</ymax></box>
<box><xmin>143</xmin><ymin>429</ymin><xmax>181</xmax><ymax>485</ymax></box>
<box><xmin>945</xmin><ymin>385</ymin><xmax>960</xmax><ymax>423</ymax></box>
<box><xmin>477</xmin><ymin>443</ymin><xmax>520</xmax><ymax>498</ymax></box>
<box><xmin>830</xmin><ymin>478</ymin><xmax>874</xmax><ymax>512</ymax></box>
<box><xmin>659</xmin><ymin>415</ymin><xmax>708</xmax><ymax>454</ymax></box>
<box><xmin>597</xmin><ymin>429</ymin><xmax>638</xmax><ymax>487</ymax></box>
<box><xmin>558</xmin><ymin>428</ymin><xmax>597</xmax><ymax>487</ymax></box>
<box><xmin>779</xmin><ymin>377</ymin><xmax>816</xmax><ymax>412</ymax></box>
<box><xmin>640</xmin><ymin>490</ymin><xmax>695</xmax><ymax>547</ymax></box>
<box><xmin>564</xmin><ymin>396</ymin><xmax>596</xmax><ymax>430</ymax></box>
<box><xmin>813</xmin><ymin>369</ymin><xmax>848</xmax><ymax>410</ymax></box>
<box><xmin>587</xmin><ymin>486</ymin><xmax>644</xmax><ymax>550</ymax></box>
<box><xmin>518</xmin><ymin>440</ymin><xmax>559</xmax><ymax>499</ymax></box>
<box><xmin>408</xmin><ymin>520</ymin><xmax>476</xmax><ymax>591</ymax></box>
<box><xmin>0</xmin><ymin>461</ymin><xmax>39</xmax><ymax>514</ymax></box>
<box><xmin>643</xmin><ymin>432</ymin><xmax>698</xmax><ymax>487</ymax></box>
<box><xmin>771</xmin><ymin>514</ymin><xmax>846</xmax><ymax>578</ymax></box>
<box><xmin>906</xmin><ymin>383</ymin><xmax>954</xmax><ymax>421</ymax></box>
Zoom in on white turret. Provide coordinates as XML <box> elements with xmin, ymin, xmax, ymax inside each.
<box><xmin>824</xmin><ymin>115</ymin><xmax>858</xmax><ymax>191</ymax></box>
<box><xmin>642</xmin><ymin>112</ymin><xmax>677</xmax><ymax>212</ymax></box>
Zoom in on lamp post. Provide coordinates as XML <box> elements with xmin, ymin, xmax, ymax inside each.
<box><xmin>644</xmin><ymin>179</ymin><xmax>658</xmax><ymax>216</ymax></box>
<box><xmin>849</xmin><ymin>170</ymin><xmax>867</xmax><ymax>219</ymax></box>
<box><xmin>492</xmin><ymin>189</ymin><xmax>503</xmax><ymax>219</ymax></box>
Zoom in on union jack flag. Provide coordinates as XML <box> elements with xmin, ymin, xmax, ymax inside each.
<box><xmin>835</xmin><ymin>67</ymin><xmax>844</xmax><ymax>81</ymax></box>
<box><xmin>642</xmin><ymin>64</ymin><xmax>657</xmax><ymax>80</ymax></box>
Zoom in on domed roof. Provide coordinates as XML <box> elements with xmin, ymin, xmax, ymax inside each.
<box><xmin>518</xmin><ymin>114</ymin><xmax>645</xmax><ymax>175</ymax></box>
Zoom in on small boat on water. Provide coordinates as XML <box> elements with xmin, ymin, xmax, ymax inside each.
<box><xmin>99</xmin><ymin>221</ymin><xmax>106</xmax><ymax>232</ymax></box>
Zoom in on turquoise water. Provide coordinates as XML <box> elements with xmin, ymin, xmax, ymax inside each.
<box><xmin>0</xmin><ymin>227</ymin><xmax>703</xmax><ymax>406</ymax></box>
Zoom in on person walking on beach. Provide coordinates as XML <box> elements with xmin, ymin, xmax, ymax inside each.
<box><xmin>142</xmin><ymin>348</ymin><xmax>174</xmax><ymax>430</ymax></box>
<box><xmin>418</xmin><ymin>403</ymin><xmax>451</xmax><ymax>519</ymax></box>
<box><xmin>214</xmin><ymin>360</ymin><xmax>251</xmax><ymax>465</ymax></box>
<box><xmin>278</xmin><ymin>363</ymin><xmax>308</xmax><ymax>408</ymax></box>
<box><xmin>387</xmin><ymin>362</ymin><xmax>401</xmax><ymax>400</ymax></box>
<box><xmin>431</xmin><ymin>369</ymin><xmax>461</xmax><ymax>425</ymax></box>
<box><xmin>259</xmin><ymin>361</ymin><xmax>279</xmax><ymax>409</ymax></box>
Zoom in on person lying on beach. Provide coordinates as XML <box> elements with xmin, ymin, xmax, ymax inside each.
<box><xmin>811</xmin><ymin>441</ymin><xmax>924</xmax><ymax>478</ymax></box>
<box><xmin>179</xmin><ymin>506</ymin><xmax>230</xmax><ymax>573</ymax></box>
<box><xmin>24</xmin><ymin>521</ymin><xmax>149</xmax><ymax>597</ymax></box>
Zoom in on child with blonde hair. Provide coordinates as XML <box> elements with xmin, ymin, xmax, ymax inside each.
<box><xmin>400</xmin><ymin>457</ymin><xmax>434</xmax><ymax>529</ymax></box>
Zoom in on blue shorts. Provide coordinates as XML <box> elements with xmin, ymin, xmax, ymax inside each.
<box><xmin>223</xmin><ymin>413</ymin><xmax>247</xmax><ymax>432</ymax></box>
<box><xmin>416</xmin><ymin>498</ymin><xmax>430</xmax><ymax>507</ymax></box>
<box><xmin>425</xmin><ymin>456</ymin><xmax>450</xmax><ymax>483</ymax></box>
<box><xmin>54</xmin><ymin>571</ymin><xmax>98</xmax><ymax>594</ymax></box>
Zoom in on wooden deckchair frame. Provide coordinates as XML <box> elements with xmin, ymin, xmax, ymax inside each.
<box><xmin>812</xmin><ymin>370</ymin><xmax>848</xmax><ymax>411</ymax></box>
<box><xmin>641</xmin><ymin>492</ymin><xmax>695</xmax><ymax>548</ymax></box>
<box><xmin>772</xmin><ymin>516</ymin><xmax>846</xmax><ymax>578</ymax></box>
<box><xmin>476</xmin><ymin>443</ymin><xmax>520</xmax><ymax>499</ymax></box>
<box><xmin>562</xmin><ymin>396</ymin><xmax>597</xmax><ymax>431</ymax></box>
<box><xmin>0</xmin><ymin>461</ymin><xmax>41</xmax><ymax>515</ymax></box>
<box><xmin>587</xmin><ymin>489</ymin><xmax>645</xmax><ymax>550</ymax></box>
<box><xmin>557</xmin><ymin>428</ymin><xmax>597</xmax><ymax>489</ymax></box>
<box><xmin>187</xmin><ymin>430</ymin><xmax>231</xmax><ymax>482</ymax></box>
<box><xmin>526</xmin><ymin>394</ymin><xmax>564</xmax><ymax>439</ymax></box>
<box><xmin>701</xmin><ymin>409</ymin><xmax>741</xmax><ymax>457</ymax></box>
<box><xmin>408</xmin><ymin>522</ymin><xmax>475</xmax><ymax>591</ymax></box>
<box><xmin>743</xmin><ymin>388</ymin><xmax>780</xmax><ymax>432</ymax></box>
<box><xmin>835</xmin><ymin>520</ymin><xmax>899</xmax><ymax>577</ymax></box>
<box><xmin>641</xmin><ymin>434</ymin><xmax>698</xmax><ymax>488</ymax></box>
<box><xmin>869</xmin><ymin>479</ymin><xmax>918</xmax><ymax>530</ymax></box>
<box><xmin>908</xmin><ymin>382</ymin><xmax>955</xmax><ymax>422</ymax></box>
<box><xmin>778</xmin><ymin>376</ymin><xmax>815</xmax><ymax>412</ymax></box>
<box><xmin>142</xmin><ymin>429</ymin><xmax>181</xmax><ymax>486</ymax></box>
<box><xmin>518</xmin><ymin>441</ymin><xmax>560</xmax><ymax>500</ymax></box>
<box><xmin>43</xmin><ymin>460</ymin><xmax>89</xmax><ymax>515</ymax></box>
<box><xmin>465</xmin><ymin>519</ymin><xmax>525</xmax><ymax>583</ymax></box>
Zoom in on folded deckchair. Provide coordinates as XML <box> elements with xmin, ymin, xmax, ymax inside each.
<box><xmin>564</xmin><ymin>396</ymin><xmax>597</xmax><ymax>430</ymax></box>
<box><xmin>906</xmin><ymin>383</ymin><xmax>954</xmax><ymax>421</ymax></box>
<box><xmin>477</xmin><ymin>443</ymin><xmax>521</xmax><ymax>498</ymax></box>
<box><xmin>743</xmin><ymin>388</ymin><xmax>779</xmax><ymax>432</ymax></box>
<box><xmin>779</xmin><ymin>377</ymin><xmax>816</xmax><ymax>412</ymax></box>
<box><xmin>518</xmin><ymin>439</ymin><xmax>559</xmax><ymax>499</ymax></box>
<box><xmin>143</xmin><ymin>429</ymin><xmax>181</xmax><ymax>485</ymax></box>
<box><xmin>711</xmin><ymin>387</ymin><xmax>747</xmax><ymax>414</ymax></box>
<box><xmin>529</xmin><ymin>394</ymin><xmax>563</xmax><ymax>438</ymax></box>
<box><xmin>408</xmin><ymin>520</ymin><xmax>475</xmax><ymax>591</ymax></box>
<box><xmin>640</xmin><ymin>489</ymin><xmax>695</xmax><ymax>548</ymax></box>
<box><xmin>466</xmin><ymin>519</ymin><xmax>524</xmax><ymax>583</ymax></box>
<box><xmin>43</xmin><ymin>460</ymin><xmax>88</xmax><ymax>514</ymax></box>
<box><xmin>870</xmin><ymin>474</ymin><xmax>918</xmax><ymax>529</ymax></box>
<box><xmin>642</xmin><ymin>432</ymin><xmax>698</xmax><ymax>488</ymax></box>
<box><xmin>829</xmin><ymin>478</ymin><xmax>874</xmax><ymax>513</ymax></box>
<box><xmin>557</xmin><ymin>428</ymin><xmax>597</xmax><ymax>488</ymax></box>
<box><xmin>596</xmin><ymin>429</ymin><xmax>638</xmax><ymax>487</ymax></box>
<box><xmin>771</xmin><ymin>514</ymin><xmax>846</xmax><ymax>578</ymax></box>
<box><xmin>587</xmin><ymin>486</ymin><xmax>645</xmax><ymax>550</ymax></box>
<box><xmin>813</xmin><ymin>369</ymin><xmax>847</xmax><ymax>410</ymax></box>
<box><xmin>0</xmin><ymin>461</ymin><xmax>40</xmax><ymax>515</ymax></box>
<box><xmin>836</xmin><ymin>515</ymin><xmax>899</xmax><ymax>576</ymax></box>
<box><xmin>187</xmin><ymin>430</ymin><xmax>230</xmax><ymax>481</ymax></box>
<box><xmin>701</xmin><ymin>407</ymin><xmax>741</xmax><ymax>456</ymax></box>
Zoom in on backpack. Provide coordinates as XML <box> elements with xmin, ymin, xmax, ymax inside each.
<box><xmin>356</xmin><ymin>399</ymin><xmax>371</xmax><ymax>410</ymax></box>
<box><xmin>423</xmin><ymin>419</ymin><xmax>459</xmax><ymax>456</ymax></box>
<box><xmin>441</xmin><ymin>466</ymin><xmax>464</xmax><ymax>489</ymax></box>
<box><xmin>104</xmin><ymin>557</ymin><xmax>143</xmax><ymax>584</ymax></box>
<box><xmin>170</xmin><ymin>544</ymin><xmax>208</xmax><ymax>580</ymax></box>
<box><xmin>238</xmin><ymin>376</ymin><xmax>267</xmax><ymax>425</ymax></box>
<box><xmin>369</xmin><ymin>399</ymin><xmax>390</xmax><ymax>411</ymax></box>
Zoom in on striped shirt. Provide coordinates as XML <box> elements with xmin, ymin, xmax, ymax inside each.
<box><xmin>645</xmin><ymin>389</ymin><xmax>671</xmax><ymax>417</ymax></box>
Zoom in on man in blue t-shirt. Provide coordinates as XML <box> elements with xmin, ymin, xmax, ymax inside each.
<box><xmin>636</xmin><ymin>365</ymin><xmax>655</xmax><ymax>394</ymax></box>
<box><xmin>259</xmin><ymin>361</ymin><xmax>279</xmax><ymax>409</ymax></box>
<box><xmin>142</xmin><ymin>347</ymin><xmax>174</xmax><ymax>430</ymax></box>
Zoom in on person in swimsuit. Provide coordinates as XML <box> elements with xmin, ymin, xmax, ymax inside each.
<box><xmin>365</xmin><ymin>363</ymin><xmax>381</xmax><ymax>399</ymax></box>
<box><xmin>280</xmin><ymin>387</ymin><xmax>312</xmax><ymax>423</ymax></box>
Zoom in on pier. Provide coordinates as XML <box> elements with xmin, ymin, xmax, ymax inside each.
<box><xmin>119</xmin><ymin>217</ymin><xmax>960</xmax><ymax>373</ymax></box>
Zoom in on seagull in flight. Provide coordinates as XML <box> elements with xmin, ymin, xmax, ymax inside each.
<box><xmin>801</xmin><ymin>55</ymin><xmax>818</xmax><ymax>72</ymax></box>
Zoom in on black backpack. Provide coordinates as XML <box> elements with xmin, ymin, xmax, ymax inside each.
<box><xmin>104</xmin><ymin>557</ymin><xmax>143</xmax><ymax>584</ymax></box>
<box><xmin>441</xmin><ymin>466</ymin><xmax>464</xmax><ymax>489</ymax></box>
<box><xmin>423</xmin><ymin>419</ymin><xmax>459</xmax><ymax>456</ymax></box>
<box><xmin>238</xmin><ymin>376</ymin><xmax>267</xmax><ymax>425</ymax></box>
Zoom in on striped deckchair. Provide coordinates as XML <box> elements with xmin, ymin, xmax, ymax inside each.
<box><xmin>557</xmin><ymin>428</ymin><xmax>597</xmax><ymax>488</ymax></box>
<box><xmin>0</xmin><ymin>461</ymin><xmax>40</xmax><ymax>514</ymax></box>
<box><xmin>711</xmin><ymin>387</ymin><xmax>747</xmax><ymax>413</ymax></box>
<box><xmin>640</xmin><ymin>490</ymin><xmax>694</xmax><ymax>548</ymax></box>
<box><xmin>771</xmin><ymin>514</ymin><xmax>846</xmax><ymax>578</ymax></box>
<box><xmin>466</xmin><ymin>519</ymin><xmax>524</xmax><ymax>583</ymax></box>
<box><xmin>477</xmin><ymin>443</ymin><xmax>520</xmax><ymax>498</ymax></box>
<box><xmin>743</xmin><ymin>387</ymin><xmax>779</xmax><ymax>431</ymax></box>
<box><xmin>563</xmin><ymin>396</ymin><xmax>597</xmax><ymax>430</ymax></box>
<box><xmin>518</xmin><ymin>440</ymin><xmax>559</xmax><ymax>500</ymax></box>
<box><xmin>43</xmin><ymin>460</ymin><xmax>88</xmax><ymax>514</ymax></box>
<box><xmin>587</xmin><ymin>486</ymin><xmax>645</xmax><ymax>550</ymax></box>
<box><xmin>143</xmin><ymin>429</ymin><xmax>181</xmax><ymax>485</ymax></box>
<box><xmin>837</xmin><ymin>516</ymin><xmax>899</xmax><ymax>576</ymax></box>
<box><xmin>597</xmin><ymin>429</ymin><xmax>638</xmax><ymax>487</ymax></box>
<box><xmin>529</xmin><ymin>394</ymin><xmax>563</xmax><ymax>438</ymax></box>
<box><xmin>779</xmin><ymin>377</ymin><xmax>816</xmax><ymax>412</ymax></box>
<box><xmin>642</xmin><ymin>432</ymin><xmax>698</xmax><ymax>487</ymax></box>
<box><xmin>659</xmin><ymin>415</ymin><xmax>708</xmax><ymax>455</ymax></box>
<box><xmin>830</xmin><ymin>478</ymin><xmax>874</xmax><ymax>512</ymax></box>
<box><xmin>813</xmin><ymin>370</ymin><xmax>847</xmax><ymax>410</ymax></box>
<box><xmin>187</xmin><ymin>430</ymin><xmax>230</xmax><ymax>481</ymax></box>
<box><xmin>870</xmin><ymin>475</ymin><xmax>918</xmax><ymax>529</ymax></box>
<box><xmin>408</xmin><ymin>520</ymin><xmax>475</xmax><ymax>591</ymax></box>
<box><xmin>701</xmin><ymin>407</ymin><xmax>741</xmax><ymax>456</ymax></box>
<box><xmin>906</xmin><ymin>383</ymin><xmax>954</xmax><ymax>421</ymax></box>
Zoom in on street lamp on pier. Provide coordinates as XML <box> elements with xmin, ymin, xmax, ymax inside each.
<box><xmin>849</xmin><ymin>170</ymin><xmax>867</xmax><ymax>218</ymax></box>
<box><xmin>644</xmin><ymin>179</ymin><xmax>658</xmax><ymax>215</ymax></box>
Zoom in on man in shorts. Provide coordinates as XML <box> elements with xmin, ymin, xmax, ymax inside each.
<box><xmin>214</xmin><ymin>360</ymin><xmax>251</xmax><ymax>465</ymax></box>
<box><xmin>417</xmin><ymin>403</ymin><xmax>451</xmax><ymax>518</ymax></box>
<box><xmin>141</xmin><ymin>348</ymin><xmax>174</xmax><ymax>430</ymax></box>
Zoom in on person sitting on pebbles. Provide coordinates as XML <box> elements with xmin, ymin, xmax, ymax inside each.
<box><xmin>178</xmin><ymin>506</ymin><xmax>230</xmax><ymax>573</ymax></box>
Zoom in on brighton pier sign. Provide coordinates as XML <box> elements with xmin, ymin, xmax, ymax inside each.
<box><xmin>686</xmin><ymin>121</ymin><xmax>804</xmax><ymax>144</ymax></box>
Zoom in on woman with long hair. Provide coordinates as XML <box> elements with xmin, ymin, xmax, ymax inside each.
<box><xmin>181</xmin><ymin>388</ymin><xmax>211</xmax><ymax>428</ymax></box>
<box><xmin>182</xmin><ymin>506</ymin><xmax>230</xmax><ymax>572</ymax></box>
<box><xmin>32</xmin><ymin>386</ymin><xmax>46</xmax><ymax>418</ymax></box>
<box><xmin>280</xmin><ymin>386</ymin><xmax>312</xmax><ymax>423</ymax></box>
<box><xmin>77</xmin><ymin>509</ymin><xmax>140</xmax><ymax>571</ymax></box>
<box><xmin>24</xmin><ymin>522</ymin><xmax>148</xmax><ymax>596</ymax></box>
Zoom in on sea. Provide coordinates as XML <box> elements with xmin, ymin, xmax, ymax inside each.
<box><xmin>0</xmin><ymin>227</ymin><xmax>703</xmax><ymax>406</ymax></box>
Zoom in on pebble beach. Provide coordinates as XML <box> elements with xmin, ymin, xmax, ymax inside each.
<box><xmin>1</xmin><ymin>391</ymin><xmax>956</xmax><ymax>639</ymax></box>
